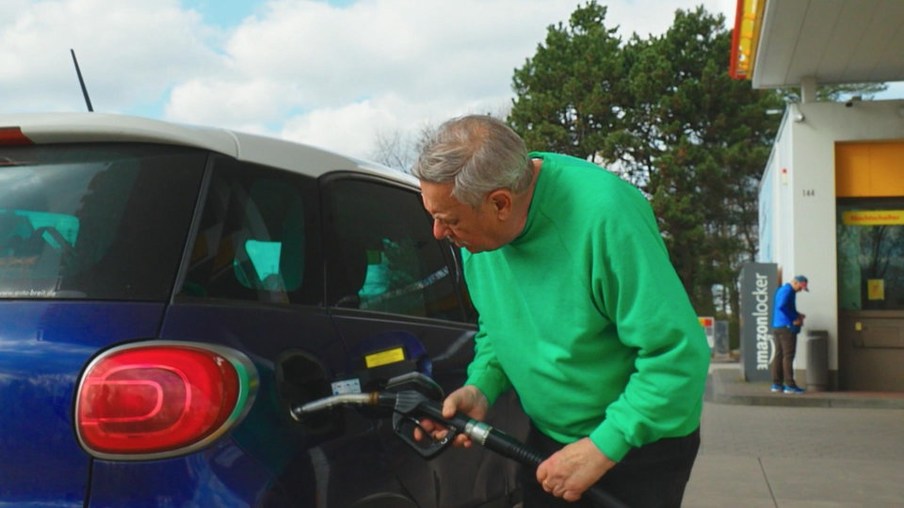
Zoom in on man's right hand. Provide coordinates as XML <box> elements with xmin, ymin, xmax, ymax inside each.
<box><xmin>414</xmin><ymin>385</ymin><xmax>489</xmax><ymax>448</ymax></box>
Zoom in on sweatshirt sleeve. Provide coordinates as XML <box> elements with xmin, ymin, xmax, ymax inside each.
<box><xmin>464</xmin><ymin>318</ymin><xmax>512</xmax><ymax>406</ymax></box>
<box><xmin>587</xmin><ymin>188</ymin><xmax>710</xmax><ymax>462</ymax></box>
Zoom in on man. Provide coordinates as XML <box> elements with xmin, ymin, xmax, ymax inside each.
<box><xmin>771</xmin><ymin>275</ymin><xmax>808</xmax><ymax>394</ymax></box>
<box><xmin>412</xmin><ymin>115</ymin><xmax>710</xmax><ymax>507</ymax></box>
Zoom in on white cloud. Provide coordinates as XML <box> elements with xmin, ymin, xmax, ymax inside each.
<box><xmin>165</xmin><ymin>78</ymin><xmax>304</xmax><ymax>132</ymax></box>
<box><xmin>280</xmin><ymin>99</ymin><xmax>398</xmax><ymax>158</ymax></box>
<box><xmin>1</xmin><ymin>0</ymin><xmax>737</xmax><ymax>159</ymax></box>
<box><xmin>277</xmin><ymin>91</ymin><xmax>512</xmax><ymax>159</ymax></box>
<box><xmin>0</xmin><ymin>0</ymin><xmax>221</xmax><ymax>112</ymax></box>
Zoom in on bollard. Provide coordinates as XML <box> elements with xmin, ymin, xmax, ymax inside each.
<box><xmin>806</xmin><ymin>330</ymin><xmax>829</xmax><ymax>392</ymax></box>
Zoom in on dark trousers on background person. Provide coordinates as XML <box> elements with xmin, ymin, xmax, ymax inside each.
<box><xmin>771</xmin><ymin>327</ymin><xmax>799</xmax><ymax>387</ymax></box>
<box><xmin>520</xmin><ymin>424</ymin><xmax>700</xmax><ymax>508</ymax></box>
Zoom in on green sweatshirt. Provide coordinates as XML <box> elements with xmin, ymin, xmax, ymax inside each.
<box><xmin>463</xmin><ymin>152</ymin><xmax>709</xmax><ymax>462</ymax></box>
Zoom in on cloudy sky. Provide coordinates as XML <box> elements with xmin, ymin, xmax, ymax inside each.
<box><xmin>0</xmin><ymin>0</ymin><xmax>898</xmax><ymax>163</ymax></box>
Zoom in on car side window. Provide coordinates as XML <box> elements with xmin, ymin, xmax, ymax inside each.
<box><xmin>179</xmin><ymin>157</ymin><xmax>321</xmax><ymax>305</ymax></box>
<box><xmin>323</xmin><ymin>177</ymin><xmax>466</xmax><ymax>322</ymax></box>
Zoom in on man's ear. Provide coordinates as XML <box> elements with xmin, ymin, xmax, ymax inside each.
<box><xmin>487</xmin><ymin>189</ymin><xmax>513</xmax><ymax>220</ymax></box>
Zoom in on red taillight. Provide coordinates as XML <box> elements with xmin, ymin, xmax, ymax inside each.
<box><xmin>76</xmin><ymin>342</ymin><xmax>258</xmax><ymax>459</ymax></box>
<box><xmin>0</xmin><ymin>127</ymin><xmax>34</xmax><ymax>146</ymax></box>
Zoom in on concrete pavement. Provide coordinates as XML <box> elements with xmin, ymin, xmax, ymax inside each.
<box><xmin>704</xmin><ymin>360</ymin><xmax>904</xmax><ymax>410</ymax></box>
<box><xmin>683</xmin><ymin>362</ymin><xmax>904</xmax><ymax>507</ymax></box>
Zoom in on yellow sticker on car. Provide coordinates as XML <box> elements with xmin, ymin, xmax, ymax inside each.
<box><xmin>364</xmin><ymin>347</ymin><xmax>405</xmax><ymax>368</ymax></box>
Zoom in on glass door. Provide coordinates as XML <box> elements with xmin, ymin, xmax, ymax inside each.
<box><xmin>836</xmin><ymin>198</ymin><xmax>904</xmax><ymax>391</ymax></box>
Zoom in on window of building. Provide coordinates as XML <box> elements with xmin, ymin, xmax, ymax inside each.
<box><xmin>837</xmin><ymin>198</ymin><xmax>904</xmax><ymax>311</ymax></box>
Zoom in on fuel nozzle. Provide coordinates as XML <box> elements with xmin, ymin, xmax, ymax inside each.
<box><xmin>290</xmin><ymin>391</ymin><xmax>394</xmax><ymax>421</ymax></box>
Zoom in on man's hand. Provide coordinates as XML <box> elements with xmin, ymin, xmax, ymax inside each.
<box><xmin>413</xmin><ymin>385</ymin><xmax>488</xmax><ymax>448</ymax></box>
<box><xmin>536</xmin><ymin>438</ymin><xmax>616</xmax><ymax>502</ymax></box>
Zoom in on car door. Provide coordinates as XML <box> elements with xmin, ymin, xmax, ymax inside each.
<box><xmin>319</xmin><ymin>174</ymin><xmax>523</xmax><ymax>508</ymax></box>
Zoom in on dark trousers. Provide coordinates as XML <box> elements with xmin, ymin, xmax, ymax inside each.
<box><xmin>771</xmin><ymin>327</ymin><xmax>798</xmax><ymax>387</ymax></box>
<box><xmin>520</xmin><ymin>425</ymin><xmax>700</xmax><ymax>508</ymax></box>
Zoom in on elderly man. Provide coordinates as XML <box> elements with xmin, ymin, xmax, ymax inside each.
<box><xmin>412</xmin><ymin>115</ymin><xmax>710</xmax><ymax>507</ymax></box>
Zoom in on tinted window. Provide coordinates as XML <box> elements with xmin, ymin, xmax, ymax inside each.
<box><xmin>179</xmin><ymin>158</ymin><xmax>321</xmax><ymax>305</ymax></box>
<box><xmin>324</xmin><ymin>178</ymin><xmax>464</xmax><ymax>321</ymax></box>
<box><xmin>0</xmin><ymin>144</ymin><xmax>205</xmax><ymax>300</ymax></box>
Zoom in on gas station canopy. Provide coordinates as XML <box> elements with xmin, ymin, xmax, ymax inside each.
<box><xmin>730</xmin><ymin>0</ymin><xmax>904</xmax><ymax>88</ymax></box>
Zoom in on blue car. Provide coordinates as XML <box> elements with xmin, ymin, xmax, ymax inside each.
<box><xmin>0</xmin><ymin>113</ymin><xmax>526</xmax><ymax>507</ymax></box>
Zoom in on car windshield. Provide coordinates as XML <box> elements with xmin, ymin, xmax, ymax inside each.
<box><xmin>0</xmin><ymin>143</ymin><xmax>206</xmax><ymax>301</ymax></box>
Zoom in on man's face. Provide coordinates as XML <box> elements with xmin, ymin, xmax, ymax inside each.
<box><xmin>420</xmin><ymin>180</ymin><xmax>503</xmax><ymax>253</ymax></box>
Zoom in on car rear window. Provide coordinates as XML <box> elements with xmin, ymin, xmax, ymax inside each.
<box><xmin>0</xmin><ymin>143</ymin><xmax>205</xmax><ymax>301</ymax></box>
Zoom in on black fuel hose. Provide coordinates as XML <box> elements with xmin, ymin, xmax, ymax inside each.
<box><xmin>394</xmin><ymin>392</ymin><xmax>630</xmax><ymax>508</ymax></box>
<box><xmin>293</xmin><ymin>391</ymin><xmax>629</xmax><ymax>508</ymax></box>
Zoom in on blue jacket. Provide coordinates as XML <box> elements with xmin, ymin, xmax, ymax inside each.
<box><xmin>772</xmin><ymin>283</ymin><xmax>801</xmax><ymax>332</ymax></box>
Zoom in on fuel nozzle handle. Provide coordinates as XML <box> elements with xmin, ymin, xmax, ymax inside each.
<box><xmin>412</xmin><ymin>397</ymin><xmax>545</xmax><ymax>466</ymax></box>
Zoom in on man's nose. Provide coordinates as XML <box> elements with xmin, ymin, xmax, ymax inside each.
<box><xmin>432</xmin><ymin>219</ymin><xmax>447</xmax><ymax>240</ymax></box>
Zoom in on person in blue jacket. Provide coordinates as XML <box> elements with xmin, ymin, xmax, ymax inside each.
<box><xmin>771</xmin><ymin>275</ymin><xmax>808</xmax><ymax>394</ymax></box>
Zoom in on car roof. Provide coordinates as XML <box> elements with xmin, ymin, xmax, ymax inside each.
<box><xmin>1</xmin><ymin>112</ymin><xmax>417</xmax><ymax>186</ymax></box>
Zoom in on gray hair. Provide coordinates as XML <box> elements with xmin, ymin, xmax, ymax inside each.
<box><xmin>412</xmin><ymin>115</ymin><xmax>533</xmax><ymax>207</ymax></box>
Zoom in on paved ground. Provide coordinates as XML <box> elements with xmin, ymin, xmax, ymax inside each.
<box><xmin>683</xmin><ymin>363</ymin><xmax>904</xmax><ymax>507</ymax></box>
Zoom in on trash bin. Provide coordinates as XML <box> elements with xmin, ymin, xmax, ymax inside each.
<box><xmin>714</xmin><ymin>320</ymin><xmax>729</xmax><ymax>356</ymax></box>
<box><xmin>806</xmin><ymin>330</ymin><xmax>829</xmax><ymax>392</ymax></box>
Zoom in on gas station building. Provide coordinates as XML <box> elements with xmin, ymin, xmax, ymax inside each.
<box><xmin>731</xmin><ymin>0</ymin><xmax>904</xmax><ymax>390</ymax></box>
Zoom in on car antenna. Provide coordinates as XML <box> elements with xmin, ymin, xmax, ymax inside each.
<box><xmin>70</xmin><ymin>49</ymin><xmax>94</xmax><ymax>112</ymax></box>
